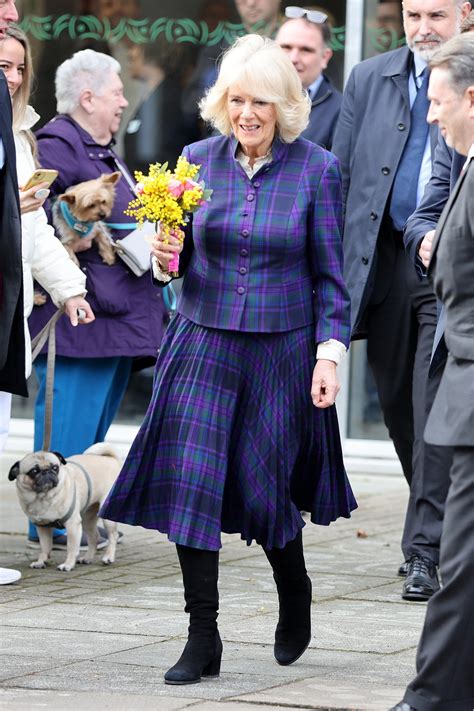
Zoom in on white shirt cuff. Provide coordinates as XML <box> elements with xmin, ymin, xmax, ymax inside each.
<box><xmin>152</xmin><ymin>256</ymin><xmax>172</xmax><ymax>283</ymax></box>
<box><xmin>316</xmin><ymin>339</ymin><xmax>347</xmax><ymax>365</ymax></box>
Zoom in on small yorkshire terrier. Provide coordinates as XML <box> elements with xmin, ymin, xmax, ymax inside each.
<box><xmin>53</xmin><ymin>172</ymin><xmax>122</xmax><ymax>266</ymax></box>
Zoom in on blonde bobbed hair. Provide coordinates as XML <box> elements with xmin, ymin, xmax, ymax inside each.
<box><xmin>200</xmin><ymin>35</ymin><xmax>311</xmax><ymax>143</ymax></box>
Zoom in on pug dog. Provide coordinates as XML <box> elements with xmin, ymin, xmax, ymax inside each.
<box><xmin>8</xmin><ymin>443</ymin><xmax>121</xmax><ymax>572</ymax></box>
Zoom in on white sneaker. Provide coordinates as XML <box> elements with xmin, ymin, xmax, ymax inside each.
<box><xmin>0</xmin><ymin>567</ymin><xmax>21</xmax><ymax>585</ymax></box>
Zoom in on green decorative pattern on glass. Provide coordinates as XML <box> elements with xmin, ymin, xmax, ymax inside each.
<box><xmin>330</xmin><ymin>25</ymin><xmax>345</xmax><ymax>52</ymax></box>
<box><xmin>18</xmin><ymin>14</ymin><xmax>349</xmax><ymax>50</ymax></box>
<box><xmin>366</xmin><ymin>27</ymin><xmax>406</xmax><ymax>52</ymax></box>
<box><xmin>18</xmin><ymin>15</ymin><xmax>402</xmax><ymax>53</ymax></box>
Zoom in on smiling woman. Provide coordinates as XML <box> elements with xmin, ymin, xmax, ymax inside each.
<box><xmin>226</xmin><ymin>87</ymin><xmax>277</xmax><ymax>164</ymax></box>
<box><xmin>200</xmin><ymin>34</ymin><xmax>310</xmax><ymax>143</ymax></box>
<box><xmin>100</xmin><ymin>32</ymin><xmax>355</xmax><ymax>686</ymax></box>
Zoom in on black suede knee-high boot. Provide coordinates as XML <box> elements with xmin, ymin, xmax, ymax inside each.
<box><xmin>263</xmin><ymin>530</ymin><xmax>312</xmax><ymax>665</ymax></box>
<box><xmin>164</xmin><ymin>545</ymin><xmax>222</xmax><ymax>685</ymax></box>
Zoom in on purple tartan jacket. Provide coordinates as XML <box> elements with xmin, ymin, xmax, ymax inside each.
<box><xmin>175</xmin><ymin>135</ymin><xmax>350</xmax><ymax>347</ymax></box>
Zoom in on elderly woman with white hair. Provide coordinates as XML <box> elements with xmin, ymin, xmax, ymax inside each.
<box><xmin>101</xmin><ymin>35</ymin><xmax>356</xmax><ymax>683</ymax></box>
<box><xmin>28</xmin><ymin>49</ymin><xmax>169</xmax><ymax>548</ymax></box>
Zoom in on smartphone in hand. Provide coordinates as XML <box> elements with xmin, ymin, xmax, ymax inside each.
<box><xmin>23</xmin><ymin>169</ymin><xmax>59</xmax><ymax>191</ymax></box>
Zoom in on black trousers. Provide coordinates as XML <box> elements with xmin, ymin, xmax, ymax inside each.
<box><xmin>401</xmin><ymin>362</ymin><xmax>452</xmax><ymax>565</ymax></box>
<box><xmin>404</xmin><ymin>447</ymin><xmax>474</xmax><ymax>711</ymax></box>
<box><xmin>366</xmin><ymin>239</ymin><xmax>448</xmax><ymax>563</ymax></box>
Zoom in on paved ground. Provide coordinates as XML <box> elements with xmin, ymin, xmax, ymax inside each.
<box><xmin>0</xmin><ymin>453</ymin><xmax>428</xmax><ymax>711</ymax></box>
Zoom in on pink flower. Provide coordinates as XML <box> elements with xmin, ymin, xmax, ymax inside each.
<box><xmin>183</xmin><ymin>178</ymin><xmax>200</xmax><ymax>192</ymax></box>
<box><xmin>168</xmin><ymin>179</ymin><xmax>185</xmax><ymax>198</ymax></box>
<box><xmin>136</xmin><ymin>182</ymin><xmax>144</xmax><ymax>195</ymax></box>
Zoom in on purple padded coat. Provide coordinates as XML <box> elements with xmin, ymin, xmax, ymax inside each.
<box><xmin>28</xmin><ymin>115</ymin><xmax>167</xmax><ymax>362</ymax></box>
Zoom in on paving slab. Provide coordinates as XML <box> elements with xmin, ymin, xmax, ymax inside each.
<box><xmin>0</xmin><ymin>628</ymin><xmax>163</xmax><ymax>682</ymax></box>
<box><xmin>234</xmin><ymin>679</ymin><xmax>407</xmax><ymax>711</ymax></box>
<box><xmin>214</xmin><ymin>597</ymin><xmax>425</xmax><ymax>654</ymax></box>
<box><xmin>0</xmin><ymin>689</ymin><xmax>196</xmax><ymax>710</ymax></box>
<box><xmin>1</xmin><ymin>658</ymin><xmax>296</xmax><ymax>700</ymax></box>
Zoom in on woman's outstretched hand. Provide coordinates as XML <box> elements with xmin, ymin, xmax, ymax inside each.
<box><xmin>311</xmin><ymin>359</ymin><xmax>340</xmax><ymax>408</ymax></box>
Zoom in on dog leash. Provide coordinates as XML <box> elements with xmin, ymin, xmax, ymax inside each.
<box><xmin>30</xmin><ymin>308</ymin><xmax>64</xmax><ymax>452</ymax></box>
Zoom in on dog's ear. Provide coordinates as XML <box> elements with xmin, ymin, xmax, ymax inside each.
<box><xmin>52</xmin><ymin>452</ymin><xmax>67</xmax><ymax>465</ymax></box>
<box><xmin>8</xmin><ymin>462</ymin><xmax>20</xmax><ymax>481</ymax></box>
<box><xmin>58</xmin><ymin>193</ymin><xmax>76</xmax><ymax>205</ymax></box>
<box><xmin>101</xmin><ymin>171</ymin><xmax>121</xmax><ymax>185</ymax></box>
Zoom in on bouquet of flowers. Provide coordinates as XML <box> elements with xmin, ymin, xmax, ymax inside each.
<box><xmin>125</xmin><ymin>157</ymin><xmax>212</xmax><ymax>277</ymax></box>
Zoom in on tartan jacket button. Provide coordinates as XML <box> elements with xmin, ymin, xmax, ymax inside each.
<box><xmin>237</xmin><ymin>286</ymin><xmax>246</xmax><ymax>295</ymax></box>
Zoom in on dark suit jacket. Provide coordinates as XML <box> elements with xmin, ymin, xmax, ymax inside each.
<box><xmin>425</xmin><ymin>157</ymin><xmax>474</xmax><ymax>446</ymax></box>
<box><xmin>404</xmin><ymin>137</ymin><xmax>465</xmax><ymax>375</ymax></box>
<box><xmin>332</xmin><ymin>46</ymin><xmax>438</xmax><ymax>335</ymax></box>
<box><xmin>0</xmin><ymin>70</ymin><xmax>26</xmax><ymax>396</ymax></box>
<box><xmin>301</xmin><ymin>75</ymin><xmax>342</xmax><ymax>151</ymax></box>
<box><xmin>404</xmin><ymin>137</ymin><xmax>464</xmax><ymax>269</ymax></box>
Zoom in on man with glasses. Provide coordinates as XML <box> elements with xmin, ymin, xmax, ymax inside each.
<box><xmin>277</xmin><ymin>6</ymin><xmax>341</xmax><ymax>150</ymax></box>
<box><xmin>332</xmin><ymin>0</ymin><xmax>471</xmax><ymax>600</ymax></box>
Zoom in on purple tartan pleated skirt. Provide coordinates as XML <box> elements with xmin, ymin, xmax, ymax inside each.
<box><xmin>100</xmin><ymin>314</ymin><xmax>357</xmax><ymax>550</ymax></box>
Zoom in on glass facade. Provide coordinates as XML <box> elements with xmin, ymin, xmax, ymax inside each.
<box><xmin>363</xmin><ymin>0</ymin><xmax>405</xmax><ymax>58</ymax></box>
<box><xmin>10</xmin><ymin>0</ymin><xmax>406</xmax><ymax>441</ymax></box>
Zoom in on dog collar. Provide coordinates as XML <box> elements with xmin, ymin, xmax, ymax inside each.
<box><xmin>59</xmin><ymin>200</ymin><xmax>96</xmax><ymax>238</ymax></box>
<box><xmin>103</xmin><ymin>221</ymin><xmax>138</xmax><ymax>230</ymax></box>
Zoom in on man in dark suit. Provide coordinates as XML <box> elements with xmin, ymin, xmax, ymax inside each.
<box><xmin>391</xmin><ymin>32</ymin><xmax>474</xmax><ymax>711</ymax></box>
<box><xmin>0</xmin><ymin>0</ymin><xmax>23</xmax><ymax>586</ymax></box>
<box><xmin>0</xmin><ymin>0</ymin><xmax>24</xmax><ymax>399</ymax></box>
<box><xmin>400</xmin><ymin>138</ymin><xmax>463</xmax><ymax>599</ymax></box>
<box><xmin>332</xmin><ymin>0</ymin><xmax>471</xmax><ymax>599</ymax></box>
<box><xmin>276</xmin><ymin>9</ymin><xmax>342</xmax><ymax>150</ymax></box>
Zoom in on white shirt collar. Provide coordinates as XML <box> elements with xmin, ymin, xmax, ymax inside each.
<box><xmin>413</xmin><ymin>53</ymin><xmax>428</xmax><ymax>80</ymax></box>
<box><xmin>463</xmin><ymin>143</ymin><xmax>474</xmax><ymax>171</ymax></box>
<box><xmin>306</xmin><ymin>74</ymin><xmax>324</xmax><ymax>101</ymax></box>
<box><xmin>236</xmin><ymin>147</ymin><xmax>272</xmax><ymax>178</ymax></box>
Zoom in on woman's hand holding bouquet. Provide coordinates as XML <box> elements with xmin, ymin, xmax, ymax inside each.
<box><xmin>125</xmin><ymin>156</ymin><xmax>212</xmax><ymax>278</ymax></box>
<box><xmin>150</xmin><ymin>224</ymin><xmax>184</xmax><ymax>274</ymax></box>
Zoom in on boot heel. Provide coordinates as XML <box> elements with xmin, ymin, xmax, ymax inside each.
<box><xmin>202</xmin><ymin>652</ymin><xmax>222</xmax><ymax>678</ymax></box>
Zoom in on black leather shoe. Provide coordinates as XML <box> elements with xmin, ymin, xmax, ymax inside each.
<box><xmin>398</xmin><ymin>560</ymin><xmax>409</xmax><ymax>577</ymax></box>
<box><xmin>402</xmin><ymin>555</ymin><xmax>440</xmax><ymax>601</ymax></box>
<box><xmin>389</xmin><ymin>702</ymin><xmax>416</xmax><ymax>710</ymax></box>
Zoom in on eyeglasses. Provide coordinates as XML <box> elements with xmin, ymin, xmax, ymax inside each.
<box><xmin>285</xmin><ymin>6</ymin><xmax>328</xmax><ymax>24</ymax></box>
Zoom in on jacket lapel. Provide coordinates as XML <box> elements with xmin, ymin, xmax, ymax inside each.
<box><xmin>382</xmin><ymin>46</ymin><xmax>413</xmax><ymax>109</ymax></box>
<box><xmin>429</xmin><ymin>158</ymin><xmax>471</xmax><ymax>271</ymax></box>
<box><xmin>0</xmin><ymin>74</ymin><xmax>17</xmax><ymax>180</ymax></box>
<box><xmin>429</xmin><ymin>124</ymin><xmax>439</xmax><ymax>162</ymax></box>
